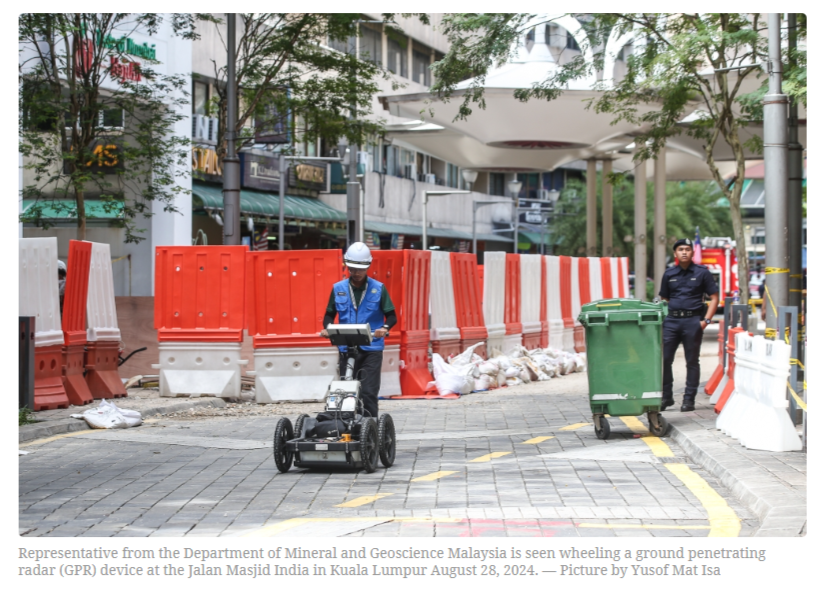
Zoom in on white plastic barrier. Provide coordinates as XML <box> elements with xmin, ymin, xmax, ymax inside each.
<box><xmin>482</xmin><ymin>252</ymin><xmax>506</xmax><ymax>354</ymax></box>
<box><xmin>620</xmin><ymin>258</ymin><xmax>630</xmax><ymax>298</ymax></box>
<box><xmin>589</xmin><ymin>257</ymin><xmax>604</xmax><ymax>302</ymax></box>
<box><xmin>571</xmin><ymin>257</ymin><xmax>582</xmax><ymax>322</ymax></box>
<box><xmin>429</xmin><ymin>251</ymin><xmax>461</xmax><ymax>343</ymax></box>
<box><xmin>718</xmin><ymin>334</ymin><xmax>802</xmax><ymax>452</ymax></box>
<box><xmin>153</xmin><ymin>342</ymin><xmax>248</xmax><ymax>399</ymax></box>
<box><xmin>19</xmin><ymin>237</ymin><xmax>64</xmax><ymax>347</ymax></box>
<box><xmin>610</xmin><ymin>257</ymin><xmax>620</xmax><ymax>298</ymax></box>
<box><xmin>86</xmin><ymin>242</ymin><xmax>121</xmax><ymax>342</ymax></box>
<box><xmin>716</xmin><ymin>332</ymin><xmax>756</xmax><ymax>437</ymax></box>
<box><xmin>544</xmin><ymin>255</ymin><xmax>564</xmax><ymax>351</ymax></box>
<box><xmin>520</xmin><ymin>254</ymin><xmax>542</xmax><ymax>337</ymax></box>
<box><xmin>379</xmin><ymin>344</ymin><xmax>402</xmax><ymax>397</ymax></box>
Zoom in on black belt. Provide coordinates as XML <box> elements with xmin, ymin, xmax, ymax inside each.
<box><xmin>668</xmin><ymin>308</ymin><xmax>704</xmax><ymax>318</ymax></box>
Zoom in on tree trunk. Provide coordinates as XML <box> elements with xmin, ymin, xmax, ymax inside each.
<box><xmin>76</xmin><ymin>187</ymin><xmax>86</xmax><ymax>241</ymax></box>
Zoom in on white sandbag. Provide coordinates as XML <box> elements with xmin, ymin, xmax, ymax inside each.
<box><xmin>72</xmin><ymin>399</ymin><xmax>142</xmax><ymax>429</ymax></box>
<box><xmin>496</xmin><ymin>369</ymin><xmax>507</xmax><ymax>387</ymax></box>
<box><xmin>509</xmin><ymin>344</ymin><xmax>531</xmax><ymax>359</ymax></box>
<box><xmin>461</xmin><ymin>374</ymin><xmax>475</xmax><ymax>395</ymax></box>
<box><xmin>436</xmin><ymin>372</ymin><xmax>466</xmax><ymax>396</ymax></box>
<box><xmin>450</xmin><ymin>342</ymin><xmax>484</xmax><ymax>366</ymax></box>
<box><xmin>506</xmin><ymin>377</ymin><xmax>523</xmax><ymax>386</ymax></box>
<box><xmin>474</xmin><ymin>374</ymin><xmax>493</xmax><ymax>391</ymax></box>
<box><xmin>504</xmin><ymin>366</ymin><xmax>521</xmax><ymax>378</ymax></box>
<box><xmin>478</xmin><ymin>361</ymin><xmax>500</xmax><ymax>376</ymax></box>
<box><xmin>492</xmin><ymin>355</ymin><xmax>513</xmax><ymax>370</ymax></box>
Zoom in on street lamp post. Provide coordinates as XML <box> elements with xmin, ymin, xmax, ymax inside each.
<box><xmin>472</xmin><ymin>200</ymin><xmax>510</xmax><ymax>255</ymax></box>
<box><xmin>222</xmin><ymin>14</ymin><xmax>241</xmax><ymax>245</ymax></box>
<box><xmin>422</xmin><ymin>190</ymin><xmax>471</xmax><ymax>250</ymax></box>
<box><xmin>508</xmin><ymin>177</ymin><xmax>522</xmax><ymax>254</ymax></box>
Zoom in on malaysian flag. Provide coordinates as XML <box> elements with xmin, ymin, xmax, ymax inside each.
<box><xmin>458</xmin><ymin>240</ymin><xmax>469</xmax><ymax>253</ymax></box>
<box><xmin>365</xmin><ymin>231</ymin><xmax>381</xmax><ymax>250</ymax></box>
<box><xmin>693</xmin><ymin>226</ymin><xmax>702</xmax><ymax>264</ymax></box>
<box><xmin>253</xmin><ymin>226</ymin><xmax>269</xmax><ymax>251</ymax></box>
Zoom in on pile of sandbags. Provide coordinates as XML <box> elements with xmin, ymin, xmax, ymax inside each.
<box><xmin>428</xmin><ymin>342</ymin><xmax>586</xmax><ymax>395</ymax></box>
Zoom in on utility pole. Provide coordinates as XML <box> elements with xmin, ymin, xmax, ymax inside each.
<box><xmin>346</xmin><ymin>21</ymin><xmax>362</xmax><ymax>248</ymax></box>
<box><xmin>787</xmin><ymin>13</ymin><xmax>803</xmax><ymax>355</ymax></box>
<box><xmin>222</xmin><ymin>13</ymin><xmax>241</xmax><ymax>245</ymax></box>
<box><xmin>763</xmin><ymin>12</ymin><xmax>789</xmax><ymax>336</ymax></box>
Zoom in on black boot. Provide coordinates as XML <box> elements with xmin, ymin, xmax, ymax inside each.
<box><xmin>681</xmin><ymin>399</ymin><xmax>695</xmax><ymax>412</ymax></box>
<box><xmin>661</xmin><ymin>398</ymin><xmax>675</xmax><ymax>411</ymax></box>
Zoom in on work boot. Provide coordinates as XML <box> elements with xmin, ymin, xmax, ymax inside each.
<box><xmin>681</xmin><ymin>399</ymin><xmax>695</xmax><ymax>412</ymax></box>
<box><xmin>661</xmin><ymin>398</ymin><xmax>675</xmax><ymax>411</ymax></box>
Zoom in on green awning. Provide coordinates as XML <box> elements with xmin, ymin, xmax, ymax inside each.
<box><xmin>21</xmin><ymin>199</ymin><xmax>124</xmax><ymax>220</ymax></box>
<box><xmin>192</xmin><ymin>182</ymin><xmax>345</xmax><ymax>222</ymax></box>
<box><xmin>519</xmin><ymin>230</ymin><xmax>552</xmax><ymax>246</ymax></box>
<box><xmin>365</xmin><ymin>220</ymin><xmax>513</xmax><ymax>243</ymax></box>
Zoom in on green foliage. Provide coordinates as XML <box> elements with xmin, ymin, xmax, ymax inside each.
<box><xmin>19</xmin><ymin>13</ymin><xmax>194</xmax><ymax>242</ymax></box>
<box><xmin>209</xmin><ymin>14</ymin><xmax>429</xmax><ymax>154</ymax></box>
<box><xmin>552</xmin><ymin>175</ymin><xmax>733</xmax><ymax>276</ymax></box>
<box><xmin>19</xmin><ymin>408</ymin><xmax>36</xmax><ymax>426</ymax></box>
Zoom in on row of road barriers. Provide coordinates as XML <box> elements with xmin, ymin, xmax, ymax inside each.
<box><xmin>150</xmin><ymin>247</ymin><xmax>630</xmax><ymax>402</ymax></box>
<box><xmin>19</xmin><ymin>238</ymin><xmax>125</xmax><ymax>411</ymax></box>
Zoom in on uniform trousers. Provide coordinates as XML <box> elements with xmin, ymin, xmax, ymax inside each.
<box><xmin>662</xmin><ymin>316</ymin><xmax>704</xmax><ymax>403</ymax></box>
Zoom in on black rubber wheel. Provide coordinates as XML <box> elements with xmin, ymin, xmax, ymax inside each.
<box><xmin>359</xmin><ymin>418</ymin><xmax>379</xmax><ymax>473</ymax></box>
<box><xmin>594</xmin><ymin>416</ymin><xmax>610</xmax><ymax>440</ymax></box>
<box><xmin>293</xmin><ymin>414</ymin><xmax>309</xmax><ymax>439</ymax></box>
<box><xmin>649</xmin><ymin>414</ymin><xmax>668</xmax><ymax>437</ymax></box>
<box><xmin>377</xmin><ymin>414</ymin><xmax>396</xmax><ymax>467</ymax></box>
<box><xmin>273</xmin><ymin>417</ymin><xmax>294</xmax><ymax>473</ymax></box>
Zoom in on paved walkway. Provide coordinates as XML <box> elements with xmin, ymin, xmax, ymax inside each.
<box><xmin>19</xmin><ymin>324</ymin><xmax>805</xmax><ymax>537</ymax></box>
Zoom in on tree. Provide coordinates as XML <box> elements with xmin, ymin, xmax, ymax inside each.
<box><xmin>19</xmin><ymin>13</ymin><xmax>201</xmax><ymax>242</ymax></box>
<box><xmin>205</xmin><ymin>14</ymin><xmax>429</xmax><ymax>158</ymax></box>
<box><xmin>552</xmin><ymin>176</ymin><xmax>733</xmax><ymax>271</ymax></box>
<box><xmin>431</xmin><ymin>13</ymin><xmax>807</xmax><ymax>299</ymax></box>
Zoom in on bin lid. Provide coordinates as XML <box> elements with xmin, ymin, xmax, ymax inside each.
<box><xmin>578</xmin><ymin>298</ymin><xmax>667</xmax><ymax>318</ymax></box>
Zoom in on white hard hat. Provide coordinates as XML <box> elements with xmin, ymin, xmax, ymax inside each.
<box><xmin>57</xmin><ymin>260</ymin><xmax>67</xmax><ymax>272</ymax></box>
<box><xmin>345</xmin><ymin>242</ymin><xmax>372</xmax><ymax>269</ymax></box>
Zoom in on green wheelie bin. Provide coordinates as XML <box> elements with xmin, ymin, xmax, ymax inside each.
<box><xmin>577</xmin><ymin>298</ymin><xmax>669</xmax><ymax>440</ymax></box>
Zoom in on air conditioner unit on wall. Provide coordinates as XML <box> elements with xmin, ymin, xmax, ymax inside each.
<box><xmin>403</xmin><ymin>163</ymin><xmax>416</xmax><ymax>180</ymax></box>
<box><xmin>192</xmin><ymin>114</ymin><xmax>208</xmax><ymax>140</ymax></box>
<box><xmin>207</xmin><ymin>117</ymin><xmax>220</xmax><ymax>143</ymax></box>
<box><xmin>422</xmin><ymin>174</ymin><xmax>435</xmax><ymax>184</ymax></box>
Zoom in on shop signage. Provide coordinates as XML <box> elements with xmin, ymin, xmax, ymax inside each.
<box><xmin>288</xmin><ymin>162</ymin><xmax>327</xmax><ymax>192</ymax></box>
<box><xmin>97</xmin><ymin>31</ymin><xmax>157</xmax><ymax>61</ymax></box>
<box><xmin>241</xmin><ymin>152</ymin><xmax>280</xmax><ymax>191</ymax></box>
<box><xmin>192</xmin><ymin>146</ymin><xmax>222</xmax><ymax>180</ymax></box>
<box><xmin>63</xmin><ymin>140</ymin><xmax>124</xmax><ymax>174</ymax></box>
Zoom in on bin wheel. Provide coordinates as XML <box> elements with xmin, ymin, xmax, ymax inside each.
<box><xmin>359</xmin><ymin>418</ymin><xmax>380</xmax><ymax>474</ymax></box>
<box><xmin>377</xmin><ymin>414</ymin><xmax>396</xmax><ymax>467</ymax></box>
<box><xmin>595</xmin><ymin>416</ymin><xmax>610</xmax><ymax>440</ymax></box>
<box><xmin>293</xmin><ymin>414</ymin><xmax>309</xmax><ymax>439</ymax></box>
<box><xmin>273</xmin><ymin>417</ymin><xmax>294</xmax><ymax>473</ymax></box>
<box><xmin>649</xmin><ymin>414</ymin><xmax>668</xmax><ymax>437</ymax></box>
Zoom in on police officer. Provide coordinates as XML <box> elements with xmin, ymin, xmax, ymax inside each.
<box><xmin>659</xmin><ymin>238</ymin><xmax>719</xmax><ymax>412</ymax></box>
<box><xmin>320</xmin><ymin>242</ymin><xmax>397</xmax><ymax>419</ymax></box>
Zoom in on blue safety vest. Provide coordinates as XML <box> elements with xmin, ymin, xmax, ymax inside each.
<box><xmin>333</xmin><ymin>277</ymin><xmax>385</xmax><ymax>351</ymax></box>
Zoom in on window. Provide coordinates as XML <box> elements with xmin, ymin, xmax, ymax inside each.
<box><xmin>489</xmin><ymin>173</ymin><xmax>505</xmax><ymax>196</ymax></box>
<box><xmin>328</xmin><ymin>34</ymin><xmax>355</xmax><ymax>55</ymax></box>
<box><xmin>193</xmin><ymin>81</ymin><xmax>209</xmax><ymax>115</ymax></box>
<box><xmin>359</xmin><ymin>25</ymin><xmax>382</xmax><ymax>65</ymax></box>
<box><xmin>566</xmin><ymin>33</ymin><xmax>580</xmax><ymax>51</ymax></box>
<box><xmin>446</xmin><ymin>163</ymin><xmax>460</xmax><ymax>188</ymax></box>
<box><xmin>100</xmin><ymin>108</ymin><xmax>124</xmax><ymax>129</ymax></box>
<box><xmin>387</xmin><ymin>34</ymin><xmax>408</xmax><ymax>77</ymax></box>
<box><xmin>519</xmin><ymin>173</ymin><xmax>540</xmax><ymax>199</ymax></box>
<box><xmin>412</xmin><ymin>47</ymin><xmax>431</xmax><ymax>85</ymax></box>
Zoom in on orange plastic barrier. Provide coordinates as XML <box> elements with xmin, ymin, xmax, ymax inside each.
<box><xmin>704</xmin><ymin>320</ymin><xmax>727</xmax><ymax>395</ymax></box>
<box><xmin>85</xmin><ymin>341</ymin><xmax>127</xmax><ymax>399</ymax></box>
<box><xmin>600</xmin><ymin>257</ymin><xmax>613</xmax><ymax>299</ymax></box>
<box><xmin>504</xmin><ymin>254</ymin><xmax>522</xmax><ymax>335</ymax></box>
<box><xmin>477</xmin><ymin>264</ymin><xmax>484</xmax><ymax>310</ymax></box>
<box><xmin>370</xmin><ymin>250</ymin><xmax>405</xmax><ymax>347</ymax></box>
<box><xmin>154</xmin><ymin>246</ymin><xmax>248</xmax><ymax>342</ymax></box>
<box><xmin>395</xmin><ymin>251</ymin><xmax>444</xmax><ymax>398</ymax></box>
<box><xmin>539</xmin><ymin>256</ymin><xmax>549</xmax><ymax>347</ymax></box>
<box><xmin>559</xmin><ymin>256</ymin><xmax>575</xmax><ymax>347</ymax></box>
<box><xmin>714</xmin><ymin>326</ymin><xmax>746</xmax><ymax>414</ymax></box>
<box><xmin>62</xmin><ymin>240</ymin><xmax>92</xmax><ymax>346</ymax></box>
<box><xmin>573</xmin><ymin>258</ymin><xmax>592</xmax><ymax>353</ymax></box>
<box><xmin>619</xmin><ymin>257</ymin><xmax>629</xmax><ymax>297</ymax></box>
<box><xmin>61</xmin><ymin>240</ymin><xmax>94</xmax><ymax>405</ymax></box>
<box><xmin>450</xmin><ymin>253</ymin><xmax>488</xmax><ymax>359</ymax></box>
<box><xmin>34</xmin><ymin>344</ymin><xmax>70</xmax><ymax>410</ymax></box>
<box><xmin>246</xmin><ymin>249</ymin><xmax>343</xmax><ymax>348</ymax></box>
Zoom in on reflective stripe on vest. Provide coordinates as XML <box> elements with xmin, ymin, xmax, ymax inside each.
<box><xmin>333</xmin><ymin>277</ymin><xmax>385</xmax><ymax>351</ymax></box>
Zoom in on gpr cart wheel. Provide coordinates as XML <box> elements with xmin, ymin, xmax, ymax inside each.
<box><xmin>649</xmin><ymin>414</ymin><xmax>668</xmax><ymax>437</ymax></box>
<box><xmin>595</xmin><ymin>416</ymin><xmax>611</xmax><ymax>440</ymax></box>
<box><xmin>293</xmin><ymin>414</ymin><xmax>309</xmax><ymax>439</ymax></box>
<box><xmin>273</xmin><ymin>417</ymin><xmax>294</xmax><ymax>473</ymax></box>
<box><xmin>377</xmin><ymin>413</ymin><xmax>396</xmax><ymax>467</ymax></box>
<box><xmin>359</xmin><ymin>418</ymin><xmax>380</xmax><ymax>474</ymax></box>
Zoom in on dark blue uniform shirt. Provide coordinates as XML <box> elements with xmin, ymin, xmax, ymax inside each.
<box><xmin>659</xmin><ymin>263</ymin><xmax>718</xmax><ymax>311</ymax></box>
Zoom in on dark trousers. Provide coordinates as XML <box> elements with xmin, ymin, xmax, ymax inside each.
<box><xmin>354</xmin><ymin>350</ymin><xmax>382</xmax><ymax>419</ymax></box>
<box><xmin>662</xmin><ymin>317</ymin><xmax>704</xmax><ymax>403</ymax></box>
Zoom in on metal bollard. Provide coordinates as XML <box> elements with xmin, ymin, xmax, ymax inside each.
<box><xmin>19</xmin><ymin>316</ymin><xmax>35</xmax><ymax>411</ymax></box>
